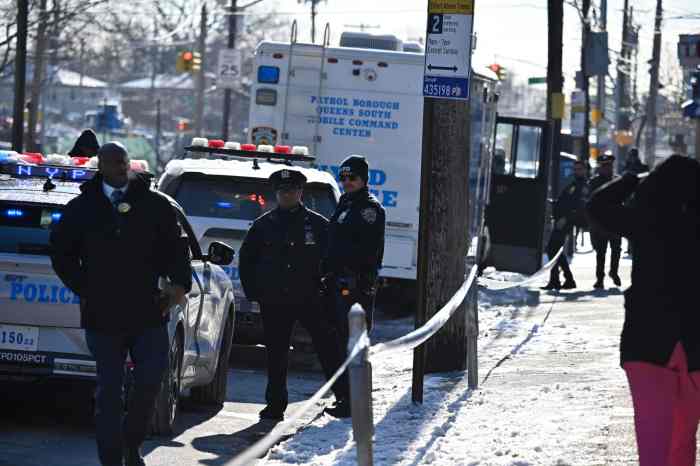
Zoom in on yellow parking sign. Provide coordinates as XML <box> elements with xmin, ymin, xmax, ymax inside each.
<box><xmin>428</xmin><ymin>0</ymin><xmax>474</xmax><ymax>15</ymax></box>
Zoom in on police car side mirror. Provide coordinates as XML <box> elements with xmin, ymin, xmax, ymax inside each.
<box><xmin>207</xmin><ymin>241</ymin><xmax>235</xmax><ymax>266</ymax></box>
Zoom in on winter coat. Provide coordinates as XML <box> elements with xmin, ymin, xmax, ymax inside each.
<box><xmin>239</xmin><ymin>205</ymin><xmax>328</xmax><ymax>305</ymax></box>
<box><xmin>50</xmin><ymin>172</ymin><xmax>193</xmax><ymax>333</ymax></box>
<box><xmin>586</xmin><ymin>155</ymin><xmax>700</xmax><ymax>370</ymax></box>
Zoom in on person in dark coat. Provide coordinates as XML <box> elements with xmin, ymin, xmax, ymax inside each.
<box><xmin>50</xmin><ymin>142</ymin><xmax>192</xmax><ymax>466</ymax></box>
<box><xmin>589</xmin><ymin>153</ymin><xmax>622</xmax><ymax>289</ymax></box>
<box><xmin>68</xmin><ymin>129</ymin><xmax>100</xmax><ymax>157</ymax></box>
<box><xmin>324</xmin><ymin>155</ymin><xmax>385</xmax><ymax>417</ymax></box>
<box><xmin>623</xmin><ymin>148</ymin><xmax>649</xmax><ymax>176</ymax></box>
<box><xmin>238</xmin><ymin>168</ymin><xmax>350</xmax><ymax>421</ymax></box>
<box><xmin>542</xmin><ymin>160</ymin><xmax>590</xmax><ymax>290</ymax></box>
<box><xmin>587</xmin><ymin>154</ymin><xmax>699</xmax><ymax>466</ymax></box>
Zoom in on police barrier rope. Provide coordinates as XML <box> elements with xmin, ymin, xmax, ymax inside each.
<box><xmin>225</xmin><ymin>331</ymin><xmax>371</xmax><ymax>466</ymax></box>
<box><xmin>477</xmin><ymin>244</ymin><xmax>566</xmax><ymax>291</ymax></box>
<box><xmin>226</xmin><ymin>242</ymin><xmax>566</xmax><ymax>465</ymax></box>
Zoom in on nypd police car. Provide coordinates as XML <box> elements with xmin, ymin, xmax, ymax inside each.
<box><xmin>157</xmin><ymin>139</ymin><xmax>340</xmax><ymax>345</ymax></box>
<box><xmin>0</xmin><ymin>150</ymin><xmax>236</xmax><ymax>434</ymax></box>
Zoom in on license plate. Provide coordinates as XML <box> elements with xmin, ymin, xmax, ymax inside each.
<box><xmin>0</xmin><ymin>325</ymin><xmax>39</xmax><ymax>351</ymax></box>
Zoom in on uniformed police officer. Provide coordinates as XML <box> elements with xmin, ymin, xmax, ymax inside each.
<box><xmin>542</xmin><ymin>160</ymin><xmax>590</xmax><ymax>290</ymax></box>
<box><xmin>238</xmin><ymin>168</ymin><xmax>350</xmax><ymax>421</ymax></box>
<box><xmin>589</xmin><ymin>153</ymin><xmax>622</xmax><ymax>289</ymax></box>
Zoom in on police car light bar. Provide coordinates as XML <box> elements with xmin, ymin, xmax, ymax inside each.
<box><xmin>183</xmin><ymin>144</ymin><xmax>315</xmax><ymax>163</ymax></box>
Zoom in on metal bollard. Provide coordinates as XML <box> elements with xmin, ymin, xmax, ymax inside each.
<box><xmin>348</xmin><ymin>304</ymin><xmax>373</xmax><ymax>466</ymax></box>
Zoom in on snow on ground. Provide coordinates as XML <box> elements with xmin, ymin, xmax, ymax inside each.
<box><xmin>262</xmin><ymin>250</ymin><xmax>635</xmax><ymax>465</ymax></box>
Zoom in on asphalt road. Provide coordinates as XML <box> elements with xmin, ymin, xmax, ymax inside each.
<box><xmin>0</xmin><ymin>348</ymin><xmax>329</xmax><ymax>466</ymax></box>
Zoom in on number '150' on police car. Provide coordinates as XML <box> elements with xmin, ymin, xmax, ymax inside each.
<box><xmin>0</xmin><ymin>150</ymin><xmax>236</xmax><ymax>435</ymax></box>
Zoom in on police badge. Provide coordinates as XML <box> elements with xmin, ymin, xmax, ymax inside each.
<box><xmin>361</xmin><ymin>207</ymin><xmax>377</xmax><ymax>224</ymax></box>
<box><xmin>337</xmin><ymin>210</ymin><xmax>349</xmax><ymax>224</ymax></box>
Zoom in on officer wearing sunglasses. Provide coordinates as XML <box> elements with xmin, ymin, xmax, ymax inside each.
<box><xmin>324</xmin><ymin>155</ymin><xmax>385</xmax><ymax>417</ymax></box>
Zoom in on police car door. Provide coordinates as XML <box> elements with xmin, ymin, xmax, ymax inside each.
<box><xmin>487</xmin><ymin>116</ymin><xmax>550</xmax><ymax>274</ymax></box>
<box><xmin>175</xmin><ymin>211</ymin><xmax>207</xmax><ymax>382</ymax></box>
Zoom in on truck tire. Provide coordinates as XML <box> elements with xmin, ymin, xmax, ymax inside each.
<box><xmin>191</xmin><ymin>311</ymin><xmax>234</xmax><ymax>406</ymax></box>
<box><xmin>151</xmin><ymin>331</ymin><xmax>182</xmax><ymax>436</ymax></box>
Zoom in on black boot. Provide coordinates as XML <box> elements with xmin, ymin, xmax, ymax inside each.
<box><xmin>561</xmin><ymin>279</ymin><xmax>577</xmax><ymax>290</ymax></box>
<box><xmin>259</xmin><ymin>405</ymin><xmax>284</xmax><ymax>421</ymax></box>
<box><xmin>124</xmin><ymin>446</ymin><xmax>146</xmax><ymax>466</ymax></box>
<box><xmin>324</xmin><ymin>398</ymin><xmax>351</xmax><ymax>418</ymax></box>
<box><xmin>609</xmin><ymin>272</ymin><xmax>621</xmax><ymax>287</ymax></box>
<box><xmin>593</xmin><ymin>278</ymin><xmax>605</xmax><ymax>289</ymax></box>
<box><xmin>541</xmin><ymin>281</ymin><xmax>561</xmax><ymax>291</ymax></box>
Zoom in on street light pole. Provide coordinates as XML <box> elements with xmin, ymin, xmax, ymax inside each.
<box><xmin>222</xmin><ymin>0</ymin><xmax>238</xmax><ymax>141</ymax></box>
<box><xmin>12</xmin><ymin>0</ymin><xmax>29</xmax><ymax>153</ymax></box>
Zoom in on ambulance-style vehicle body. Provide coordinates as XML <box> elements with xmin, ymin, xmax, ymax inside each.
<box><xmin>248</xmin><ymin>34</ymin><xmax>499</xmax><ymax>310</ymax></box>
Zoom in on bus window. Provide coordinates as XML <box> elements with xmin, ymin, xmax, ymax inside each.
<box><xmin>256</xmin><ymin>88</ymin><xmax>278</xmax><ymax>106</ymax></box>
<box><xmin>514</xmin><ymin>125</ymin><xmax>542</xmax><ymax>179</ymax></box>
<box><xmin>494</xmin><ymin>123</ymin><xmax>515</xmax><ymax>175</ymax></box>
<box><xmin>258</xmin><ymin>66</ymin><xmax>280</xmax><ymax>84</ymax></box>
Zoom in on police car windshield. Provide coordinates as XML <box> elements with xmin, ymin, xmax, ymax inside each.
<box><xmin>0</xmin><ymin>202</ymin><xmax>62</xmax><ymax>255</ymax></box>
<box><xmin>173</xmin><ymin>176</ymin><xmax>336</xmax><ymax>220</ymax></box>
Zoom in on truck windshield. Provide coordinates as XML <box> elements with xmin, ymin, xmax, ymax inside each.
<box><xmin>0</xmin><ymin>202</ymin><xmax>63</xmax><ymax>255</ymax></box>
<box><xmin>173</xmin><ymin>176</ymin><xmax>337</xmax><ymax>220</ymax></box>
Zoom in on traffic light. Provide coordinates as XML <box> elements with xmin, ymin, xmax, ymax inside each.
<box><xmin>488</xmin><ymin>63</ymin><xmax>507</xmax><ymax>81</ymax></box>
<box><xmin>176</xmin><ymin>51</ymin><xmax>202</xmax><ymax>74</ymax></box>
<box><xmin>176</xmin><ymin>119</ymin><xmax>190</xmax><ymax>132</ymax></box>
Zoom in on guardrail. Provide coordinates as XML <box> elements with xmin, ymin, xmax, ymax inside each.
<box><xmin>225</xmin><ymin>243</ymin><xmax>566</xmax><ymax>466</ymax></box>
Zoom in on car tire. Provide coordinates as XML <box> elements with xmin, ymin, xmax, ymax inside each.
<box><xmin>191</xmin><ymin>310</ymin><xmax>234</xmax><ymax>406</ymax></box>
<box><xmin>151</xmin><ymin>331</ymin><xmax>182</xmax><ymax>436</ymax></box>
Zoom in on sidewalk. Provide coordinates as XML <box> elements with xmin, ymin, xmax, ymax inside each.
<box><xmin>262</xmin><ymin>250</ymin><xmax>650</xmax><ymax>465</ymax></box>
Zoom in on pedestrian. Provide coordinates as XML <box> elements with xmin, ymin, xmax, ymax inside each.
<box><xmin>238</xmin><ymin>168</ymin><xmax>350</xmax><ymax>421</ymax></box>
<box><xmin>587</xmin><ymin>155</ymin><xmax>699</xmax><ymax>466</ymax></box>
<box><xmin>68</xmin><ymin>128</ymin><xmax>101</xmax><ymax>157</ymax></box>
<box><xmin>50</xmin><ymin>142</ymin><xmax>192</xmax><ymax>466</ymax></box>
<box><xmin>541</xmin><ymin>160</ymin><xmax>589</xmax><ymax>290</ymax></box>
<box><xmin>589</xmin><ymin>153</ymin><xmax>622</xmax><ymax>289</ymax></box>
<box><xmin>624</xmin><ymin>148</ymin><xmax>649</xmax><ymax>176</ymax></box>
<box><xmin>324</xmin><ymin>155</ymin><xmax>385</xmax><ymax>417</ymax></box>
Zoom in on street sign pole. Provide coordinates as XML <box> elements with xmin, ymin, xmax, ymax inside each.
<box><xmin>222</xmin><ymin>0</ymin><xmax>237</xmax><ymax>141</ymax></box>
<box><xmin>414</xmin><ymin>0</ymin><xmax>475</xmax><ymax>405</ymax></box>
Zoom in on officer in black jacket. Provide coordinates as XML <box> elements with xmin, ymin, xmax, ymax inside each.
<box><xmin>542</xmin><ymin>160</ymin><xmax>590</xmax><ymax>290</ymax></box>
<box><xmin>50</xmin><ymin>142</ymin><xmax>192</xmax><ymax>466</ymax></box>
<box><xmin>238</xmin><ymin>168</ymin><xmax>349</xmax><ymax>421</ymax></box>
<box><xmin>589</xmin><ymin>153</ymin><xmax>622</xmax><ymax>289</ymax></box>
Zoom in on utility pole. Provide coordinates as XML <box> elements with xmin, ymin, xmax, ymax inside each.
<box><xmin>615</xmin><ymin>0</ymin><xmax>631</xmax><ymax>167</ymax></box>
<box><xmin>27</xmin><ymin>0</ymin><xmax>48</xmax><ymax>152</ymax></box>
<box><xmin>595</xmin><ymin>0</ymin><xmax>607</xmax><ymax>160</ymax></box>
<box><xmin>194</xmin><ymin>3</ymin><xmax>207</xmax><ymax>137</ymax></box>
<box><xmin>12</xmin><ymin>0</ymin><xmax>28</xmax><ymax>153</ymax></box>
<box><xmin>547</xmin><ymin>0</ymin><xmax>564</xmax><ymax>197</ymax></box>
<box><xmin>155</xmin><ymin>99</ymin><xmax>161</xmax><ymax>171</ymax></box>
<box><xmin>300</xmin><ymin>0</ymin><xmax>324</xmax><ymax>43</ymax></box>
<box><xmin>579</xmin><ymin>0</ymin><xmax>591</xmax><ymax>160</ymax></box>
<box><xmin>222</xmin><ymin>0</ymin><xmax>238</xmax><ymax>141</ymax></box>
<box><xmin>644</xmin><ymin>0</ymin><xmax>663</xmax><ymax>168</ymax></box>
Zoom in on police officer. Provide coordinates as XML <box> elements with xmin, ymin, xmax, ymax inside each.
<box><xmin>542</xmin><ymin>160</ymin><xmax>590</xmax><ymax>290</ymax></box>
<box><xmin>238</xmin><ymin>168</ymin><xmax>350</xmax><ymax>421</ymax></box>
<box><xmin>589</xmin><ymin>153</ymin><xmax>622</xmax><ymax>289</ymax></box>
<box><xmin>50</xmin><ymin>142</ymin><xmax>192</xmax><ymax>466</ymax></box>
<box><xmin>68</xmin><ymin>128</ymin><xmax>100</xmax><ymax>157</ymax></box>
<box><xmin>324</xmin><ymin>155</ymin><xmax>385</xmax><ymax>415</ymax></box>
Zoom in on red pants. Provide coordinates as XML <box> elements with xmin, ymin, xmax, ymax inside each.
<box><xmin>624</xmin><ymin>344</ymin><xmax>700</xmax><ymax>466</ymax></box>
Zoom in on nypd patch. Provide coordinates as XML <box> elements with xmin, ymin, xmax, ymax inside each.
<box><xmin>361</xmin><ymin>207</ymin><xmax>378</xmax><ymax>224</ymax></box>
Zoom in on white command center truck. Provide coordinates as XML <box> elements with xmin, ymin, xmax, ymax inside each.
<box><xmin>248</xmin><ymin>32</ymin><xmax>499</xmax><ymax>313</ymax></box>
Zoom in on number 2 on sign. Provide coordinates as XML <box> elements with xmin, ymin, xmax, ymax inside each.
<box><xmin>428</xmin><ymin>13</ymin><xmax>443</xmax><ymax>34</ymax></box>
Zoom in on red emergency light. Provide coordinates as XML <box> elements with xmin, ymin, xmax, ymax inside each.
<box><xmin>21</xmin><ymin>152</ymin><xmax>44</xmax><ymax>164</ymax></box>
<box><xmin>71</xmin><ymin>157</ymin><xmax>90</xmax><ymax>166</ymax></box>
<box><xmin>274</xmin><ymin>145</ymin><xmax>291</xmax><ymax>154</ymax></box>
<box><xmin>241</xmin><ymin>144</ymin><xmax>257</xmax><ymax>151</ymax></box>
<box><xmin>208</xmin><ymin>139</ymin><xmax>225</xmax><ymax>148</ymax></box>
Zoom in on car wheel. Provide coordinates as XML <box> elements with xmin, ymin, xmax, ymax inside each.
<box><xmin>151</xmin><ymin>331</ymin><xmax>182</xmax><ymax>435</ymax></box>
<box><xmin>191</xmin><ymin>311</ymin><xmax>234</xmax><ymax>406</ymax></box>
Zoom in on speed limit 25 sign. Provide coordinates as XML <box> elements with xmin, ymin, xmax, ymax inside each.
<box><xmin>218</xmin><ymin>49</ymin><xmax>242</xmax><ymax>90</ymax></box>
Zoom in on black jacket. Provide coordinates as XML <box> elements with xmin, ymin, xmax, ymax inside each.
<box><xmin>239</xmin><ymin>205</ymin><xmax>327</xmax><ymax>304</ymax></box>
<box><xmin>326</xmin><ymin>187</ymin><xmax>385</xmax><ymax>278</ymax></box>
<box><xmin>587</xmin><ymin>156</ymin><xmax>700</xmax><ymax>370</ymax></box>
<box><xmin>553</xmin><ymin>177</ymin><xmax>590</xmax><ymax>228</ymax></box>
<box><xmin>50</xmin><ymin>172</ymin><xmax>192</xmax><ymax>333</ymax></box>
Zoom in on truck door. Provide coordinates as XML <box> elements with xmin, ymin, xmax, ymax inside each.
<box><xmin>487</xmin><ymin>116</ymin><xmax>550</xmax><ymax>274</ymax></box>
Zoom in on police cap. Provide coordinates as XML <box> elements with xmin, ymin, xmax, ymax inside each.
<box><xmin>339</xmin><ymin>155</ymin><xmax>369</xmax><ymax>183</ymax></box>
<box><xmin>269</xmin><ymin>168</ymin><xmax>306</xmax><ymax>191</ymax></box>
<box><xmin>598</xmin><ymin>154</ymin><xmax>615</xmax><ymax>164</ymax></box>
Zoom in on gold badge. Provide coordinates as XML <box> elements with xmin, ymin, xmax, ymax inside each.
<box><xmin>117</xmin><ymin>202</ymin><xmax>131</xmax><ymax>214</ymax></box>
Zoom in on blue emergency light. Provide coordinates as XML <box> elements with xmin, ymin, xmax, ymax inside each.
<box><xmin>216</xmin><ymin>202</ymin><xmax>233</xmax><ymax>209</ymax></box>
<box><xmin>5</xmin><ymin>208</ymin><xmax>24</xmax><ymax>218</ymax></box>
<box><xmin>257</xmin><ymin>66</ymin><xmax>280</xmax><ymax>84</ymax></box>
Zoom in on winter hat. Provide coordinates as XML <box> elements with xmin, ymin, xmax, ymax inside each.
<box><xmin>68</xmin><ymin>129</ymin><xmax>100</xmax><ymax>157</ymax></box>
<box><xmin>339</xmin><ymin>155</ymin><xmax>369</xmax><ymax>183</ymax></box>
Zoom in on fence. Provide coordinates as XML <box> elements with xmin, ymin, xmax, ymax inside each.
<box><xmin>225</xmin><ymin>245</ymin><xmax>565</xmax><ymax>466</ymax></box>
